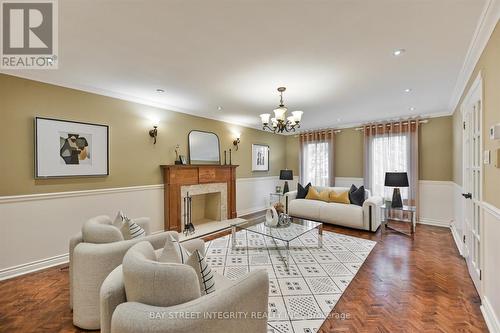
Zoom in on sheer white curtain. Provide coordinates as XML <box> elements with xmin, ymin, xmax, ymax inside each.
<box><xmin>370</xmin><ymin>134</ymin><xmax>409</xmax><ymax>200</ymax></box>
<box><xmin>299</xmin><ymin>130</ymin><xmax>335</xmax><ymax>186</ymax></box>
<box><xmin>364</xmin><ymin>121</ymin><xmax>419</xmax><ymax>214</ymax></box>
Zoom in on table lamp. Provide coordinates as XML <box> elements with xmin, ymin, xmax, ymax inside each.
<box><xmin>280</xmin><ymin>169</ymin><xmax>293</xmax><ymax>194</ymax></box>
<box><xmin>385</xmin><ymin>172</ymin><xmax>409</xmax><ymax>208</ymax></box>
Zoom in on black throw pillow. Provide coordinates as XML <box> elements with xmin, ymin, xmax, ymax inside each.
<box><xmin>349</xmin><ymin>184</ymin><xmax>365</xmax><ymax>206</ymax></box>
<box><xmin>296</xmin><ymin>182</ymin><xmax>311</xmax><ymax>199</ymax></box>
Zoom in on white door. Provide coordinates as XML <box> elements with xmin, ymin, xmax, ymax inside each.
<box><xmin>462</xmin><ymin>81</ymin><xmax>482</xmax><ymax>293</ymax></box>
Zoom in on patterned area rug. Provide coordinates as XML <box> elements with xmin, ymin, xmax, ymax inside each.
<box><xmin>204</xmin><ymin>228</ymin><xmax>376</xmax><ymax>333</ymax></box>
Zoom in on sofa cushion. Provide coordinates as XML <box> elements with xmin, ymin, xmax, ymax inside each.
<box><xmin>349</xmin><ymin>185</ymin><xmax>366</xmax><ymax>206</ymax></box>
<box><xmin>296</xmin><ymin>182</ymin><xmax>311</xmax><ymax>199</ymax></box>
<box><xmin>319</xmin><ymin>189</ymin><xmax>331</xmax><ymax>202</ymax></box>
<box><xmin>305</xmin><ymin>186</ymin><xmax>321</xmax><ymax>200</ymax></box>
<box><xmin>319</xmin><ymin>202</ymin><xmax>363</xmax><ymax>228</ymax></box>
<box><xmin>329</xmin><ymin>190</ymin><xmax>350</xmax><ymax>204</ymax></box>
<box><xmin>288</xmin><ymin>198</ymin><xmax>326</xmax><ymax>221</ymax></box>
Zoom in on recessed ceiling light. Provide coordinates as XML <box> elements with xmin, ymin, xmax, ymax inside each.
<box><xmin>409</xmin><ymin>107</ymin><xmax>416</xmax><ymax>111</ymax></box>
<box><xmin>393</xmin><ymin>49</ymin><xmax>406</xmax><ymax>56</ymax></box>
<box><xmin>404</xmin><ymin>88</ymin><xmax>412</xmax><ymax>93</ymax></box>
<box><xmin>156</xmin><ymin>88</ymin><xmax>165</xmax><ymax>93</ymax></box>
<box><xmin>337</xmin><ymin>118</ymin><xmax>341</xmax><ymax>122</ymax></box>
<box><xmin>217</xmin><ymin>106</ymin><xmax>223</xmax><ymax>111</ymax></box>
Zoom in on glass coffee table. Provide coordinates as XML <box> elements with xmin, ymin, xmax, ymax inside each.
<box><xmin>230</xmin><ymin>216</ymin><xmax>323</xmax><ymax>269</ymax></box>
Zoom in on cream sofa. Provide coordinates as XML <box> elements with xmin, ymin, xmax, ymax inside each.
<box><xmin>69</xmin><ymin>215</ymin><xmax>203</xmax><ymax>330</ymax></box>
<box><xmin>285</xmin><ymin>186</ymin><xmax>383</xmax><ymax>231</ymax></box>
<box><xmin>100</xmin><ymin>241</ymin><xmax>269</xmax><ymax>333</ymax></box>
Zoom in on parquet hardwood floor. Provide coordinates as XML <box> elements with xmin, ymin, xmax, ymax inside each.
<box><xmin>0</xmin><ymin>221</ymin><xmax>487</xmax><ymax>332</ymax></box>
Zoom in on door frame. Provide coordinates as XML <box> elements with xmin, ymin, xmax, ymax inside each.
<box><xmin>460</xmin><ymin>71</ymin><xmax>483</xmax><ymax>296</ymax></box>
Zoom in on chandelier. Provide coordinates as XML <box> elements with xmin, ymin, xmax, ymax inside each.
<box><xmin>260</xmin><ymin>87</ymin><xmax>303</xmax><ymax>133</ymax></box>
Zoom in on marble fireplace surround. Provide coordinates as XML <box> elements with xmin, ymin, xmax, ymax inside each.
<box><xmin>180</xmin><ymin>183</ymin><xmax>228</xmax><ymax>228</ymax></box>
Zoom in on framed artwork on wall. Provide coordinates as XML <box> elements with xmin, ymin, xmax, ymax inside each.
<box><xmin>34</xmin><ymin>117</ymin><xmax>109</xmax><ymax>178</ymax></box>
<box><xmin>252</xmin><ymin>144</ymin><xmax>269</xmax><ymax>171</ymax></box>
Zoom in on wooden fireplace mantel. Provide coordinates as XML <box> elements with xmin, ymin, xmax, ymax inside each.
<box><xmin>160</xmin><ymin>164</ymin><xmax>238</xmax><ymax>232</ymax></box>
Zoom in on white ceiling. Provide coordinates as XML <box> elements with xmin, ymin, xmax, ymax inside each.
<box><xmin>2</xmin><ymin>0</ymin><xmax>488</xmax><ymax>131</ymax></box>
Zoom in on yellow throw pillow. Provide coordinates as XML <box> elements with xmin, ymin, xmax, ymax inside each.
<box><xmin>319</xmin><ymin>190</ymin><xmax>331</xmax><ymax>202</ymax></box>
<box><xmin>305</xmin><ymin>186</ymin><xmax>321</xmax><ymax>200</ymax></box>
<box><xmin>329</xmin><ymin>190</ymin><xmax>351</xmax><ymax>204</ymax></box>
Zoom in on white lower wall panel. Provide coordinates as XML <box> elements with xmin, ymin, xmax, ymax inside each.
<box><xmin>334</xmin><ymin>177</ymin><xmax>364</xmax><ymax>188</ymax></box>
<box><xmin>0</xmin><ymin>185</ymin><xmax>164</xmax><ymax>280</ymax></box>
<box><xmin>418</xmin><ymin>181</ymin><xmax>454</xmax><ymax>227</ymax></box>
<box><xmin>481</xmin><ymin>202</ymin><xmax>500</xmax><ymax>333</ymax></box>
<box><xmin>236</xmin><ymin>176</ymin><xmax>298</xmax><ymax>216</ymax></box>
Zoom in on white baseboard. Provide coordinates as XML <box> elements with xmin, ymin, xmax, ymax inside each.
<box><xmin>482</xmin><ymin>296</ymin><xmax>500</xmax><ymax>333</ymax></box>
<box><xmin>0</xmin><ymin>253</ymin><xmax>68</xmax><ymax>281</ymax></box>
<box><xmin>450</xmin><ymin>223</ymin><xmax>464</xmax><ymax>256</ymax></box>
<box><xmin>418</xmin><ymin>217</ymin><xmax>452</xmax><ymax>228</ymax></box>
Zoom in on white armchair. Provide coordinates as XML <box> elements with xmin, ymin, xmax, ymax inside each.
<box><xmin>69</xmin><ymin>215</ymin><xmax>202</xmax><ymax>330</ymax></box>
<box><xmin>100</xmin><ymin>241</ymin><xmax>269</xmax><ymax>333</ymax></box>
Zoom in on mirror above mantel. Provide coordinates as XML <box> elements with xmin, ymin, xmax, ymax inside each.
<box><xmin>188</xmin><ymin>130</ymin><xmax>221</xmax><ymax>165</ymax></box>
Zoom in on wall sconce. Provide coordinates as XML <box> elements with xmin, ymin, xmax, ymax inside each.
<box><xmin>149</xmin><ymin>123</ymin><xmax>158</xmax><ymax>144</ymax></box>
<box><xmin>233</xmin><ymin>137</ymin><xmax>240</xmax><ymax>151</ymax></box>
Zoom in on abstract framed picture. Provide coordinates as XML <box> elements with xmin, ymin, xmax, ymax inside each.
<box><xmin>252</xmin><ymin>144</ymin><xmax>269</xmax><ymax>172</ymax></box>
<box><xmin>34</xmin><ymin>117</ymin><xmax>109</xmax><ymax>178</ymax></box>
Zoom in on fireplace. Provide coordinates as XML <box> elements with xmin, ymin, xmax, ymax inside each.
<box><xmin>191</xmin><ymin>192</ymin><xmax>222</xmax><ymax>223</ymax></box>
<box><xmin>160</xmin><ymin>165</ymin><xmax>238</xmax><ymax>232</ymax></box>
<box><xmin>181</xmin><ymin>183</ymin><xmax>228</xmax><ymax>234</ymax></box>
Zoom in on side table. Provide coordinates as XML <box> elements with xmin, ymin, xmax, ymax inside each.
<box><xmin>381</xmin><ymin>204</ymin><xmax>416</xmax><ymax>237</ymax></box>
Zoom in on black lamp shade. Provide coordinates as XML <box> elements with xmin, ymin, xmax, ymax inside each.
<box><xmin>280</xmin><ymin>169</ymin><xmax>293</xmax><ymax>180</ymax></box>
<box><xmin>384</xmin><ymin>172</ymin><xmax>409</xmax><ymax>187</ymax></box>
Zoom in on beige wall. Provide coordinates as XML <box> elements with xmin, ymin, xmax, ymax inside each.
<box><xmin>334</xmin><ymin>128</ymin><xmax>364</xmax><ymax>178</ymax></box>
<box><xmin>419</xmin><ymin>116</ymin><xmax>453</xmax><ymax>181</ymax></box>
<box><xmin>285</xmin><ymin>135</ymin><xmax>300</xmax><ymax>175</ymax></box>
<box><xmin>0</xmin><ymin>74</ymin><xmax>287</xmax><ymax>196</ymax></box>
<box><xmin>283</xmin><ymin>117</ymin><xmax>453</xmax><ymax>182</ymax></box>
<box><xmin>452</xmin><ymin>21</ymin><xmax>500</xmax><ymax>208</ymax></box>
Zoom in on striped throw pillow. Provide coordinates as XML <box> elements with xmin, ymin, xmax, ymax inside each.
<box><xmin>124</xmin><ymin>217</ymin><xmax>146</xmax><ymax>239</ymax></box>
<box><xmin>186</xmin><ymin>250</ymin><xmax>215</xmax><ymax>295</ymax></box>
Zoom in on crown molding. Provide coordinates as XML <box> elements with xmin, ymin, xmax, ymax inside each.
<box><xmin>0</xmin><ymin>72</ymin><xmax>263</xmax><ymax>132</ymax></box>
<box><xmin>448</xmin><ymin>0</ymin><xmax>500</xmax><ymax>114</ymax></box>
<box><xmin>289</xmin><ymin>110</ymin><xmax>451</xmax><ymax>135</ymax></box>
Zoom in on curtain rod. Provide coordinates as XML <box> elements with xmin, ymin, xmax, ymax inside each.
<box><xmin>354</xmin><ymin>119</ymin><xmax>428</xmax><ymax>131</ymax></box>
<box><xmin>297</xmin><ymin>129</ymin><xmax>341</xmax><ymax>135</ymax></box>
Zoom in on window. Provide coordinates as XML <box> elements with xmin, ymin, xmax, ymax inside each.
<box><xmin>302</xmin><ymin>141</ymin><xmax>331</xmax><ymax>186</ymax></box>
<box><xmin>370</xmin><ymin>134</ymin><xmax>408</xmax><ymax>199</ymax></box>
